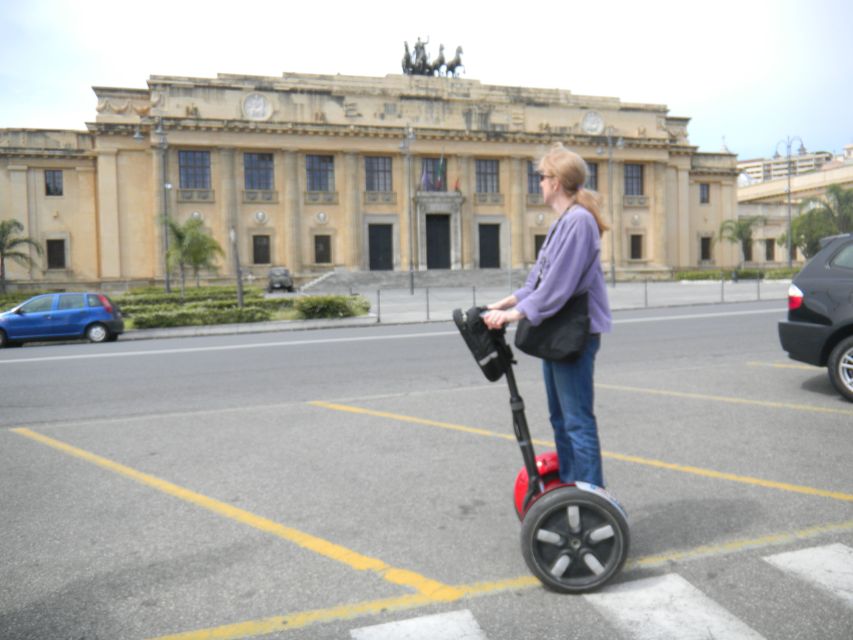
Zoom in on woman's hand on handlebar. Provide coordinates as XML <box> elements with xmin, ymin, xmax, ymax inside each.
<box><xmin>483</xmin><ymin>308</ymin><xmax>522</xmax><ymax>329</ymax></box>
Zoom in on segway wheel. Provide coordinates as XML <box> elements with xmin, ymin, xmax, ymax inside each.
<box><xmin>520</xmin><ymin>483</ymin><xmax>629</xmax><ymax>593</ymax></box>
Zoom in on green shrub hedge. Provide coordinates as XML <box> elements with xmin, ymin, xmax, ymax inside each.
<box><xmin>675</xmin><ymin>267</ymin><xmax>800</xmax><ymax>281</ymax></box>
<box><xmin>131</xmin><ymin>306</ymin><xmax>273</xmax><ymax>329</ymax></box>
<box><xmin>294</xmin><ymin>295</ymin><xmax>367</xmax><ymax>319</ymax></box>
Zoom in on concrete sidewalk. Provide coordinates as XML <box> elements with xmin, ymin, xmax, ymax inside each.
<box><xmin>122</xmin><ymin>278</ymin><xmax>789</xmax><ymax>341</ymax></box>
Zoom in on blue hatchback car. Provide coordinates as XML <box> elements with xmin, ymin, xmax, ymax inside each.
<box><xmin>0</xmin><ymin>292</ymin><xmax>124</xmax><ymax>347</ymax></box>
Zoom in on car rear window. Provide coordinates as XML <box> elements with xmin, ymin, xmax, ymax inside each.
<box><xmin>830</xmin><ymin>242</ymin><xmax>853</xmax><ymax>270</ymax></box>
<box><xmin>58</xmin><ymin>293</ymin><xmax>86</xmax><ymax>310</ymax></box>
<box><xmin>87</xmin><ymin>294</ymin><xmax>103</xmax><ymax>307</ymax></box>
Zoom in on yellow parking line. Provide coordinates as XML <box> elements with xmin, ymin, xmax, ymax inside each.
<box><xmin>309</xmin><ymin>401</ymin><xmax>853</xmax><ymax>502</ymax></box>
<box><xmin>747</xmin><ymin>360</ymin><xmax>817</xmax><ymax>371</ymax></box>
<box><xmin>598</xmin><ymin>382</ymin><xmax>853</xmax><ymax>417</ymax></box>
<box><xmin>146</xmin><ymin>519</ymin><xmax>853</xmax><ymax>640</ymax></box>
<box><xmin>10</xmin><ymin>428</ymin><xmax>461</xmax><ymax>601</ymax></box>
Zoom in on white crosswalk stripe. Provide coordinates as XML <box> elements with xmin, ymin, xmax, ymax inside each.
<box><xmin>347</xmin><ymin>544</ymin><xmax>853</xmax><ymax>639</ymax></box>
<box><xmin>764</xmin><ymin>543</ymin><xmax>853</xmax><ymax>608</ymax></box>
<box><xmin>350</xmin><ymin>609</ymin><xmax>488</xmax><ymax>640</ymax></box>
<box><xmin>583</xmin><ymin>573</ymin><xmax>766</xmax><ymax>640</ymax></box>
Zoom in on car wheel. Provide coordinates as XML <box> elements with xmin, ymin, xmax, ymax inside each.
<box><xmin>86</xmin><ymin>323</ymin><xmax>109</xmax><ymax>343</ymax></box>
<box><xmin>828</xmin><ymin>336</ymin><xmax>853</xmax><ymax>402</ymax></box>
<box><xmin>0</xmin><ymin>329</ymin><xmax>6</xmax><ymax>348</ymax></box>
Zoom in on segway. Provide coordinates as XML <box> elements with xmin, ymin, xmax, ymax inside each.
<box><xmin>453</xmin><ymin>306</ymin><xmax>629</xmax><ymax>593</ymax></box>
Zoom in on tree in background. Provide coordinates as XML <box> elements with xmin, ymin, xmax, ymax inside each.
<box><xmin>719</xmin><ymin>215</ymin><xmax>765</xmax><ymax>268</ymax></box>
<box><xmin>780</xmin><ymin>184</ymin><xmax>853</xmax><ymax>258</ymax></box>
<box><xmin>0</xmin><ymin>219</ymin><xmax>42</xmax><ymax>295</ymax></box>
<box><xmin>166</xmin><ymin>217</ymin><xmax>225</xmax><ymax>301</ymax></box>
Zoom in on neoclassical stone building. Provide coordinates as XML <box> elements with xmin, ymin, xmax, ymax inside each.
<box><xmin>0</xmin><ymin>70</ymin><xmax>739</xmax><ymax>289</ymax></box>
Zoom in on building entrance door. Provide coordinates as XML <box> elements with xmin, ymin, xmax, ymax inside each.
<box><xmin>479</xmin><ymin>224</ymin><xmax>500</xmax><ymax>268</ymax></box>
<box><xmin>426</xmin><ymin>214</ymin><xmax>451</xmax><ymax>269</ymax></box>
<box><xmin>368</xmin><ymin>224</ymin><xmax>393</xmax><ymax>270</ymax></box>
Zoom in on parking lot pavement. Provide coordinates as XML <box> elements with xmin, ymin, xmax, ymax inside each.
<box><xmin>4</xmin><ymin>301</ymin><xmax>851</xmax><ymax>639</ymax></box>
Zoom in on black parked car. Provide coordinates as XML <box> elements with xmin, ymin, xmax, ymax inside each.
<box><xmin>267</xmin><ymin>267</ymin><xmax>295</xmax><ymax>292</ymax></box>
<box><xmin>778</xmin><ymin>233</ymin><xmax>853</xmax><ymax>401</ymax></box>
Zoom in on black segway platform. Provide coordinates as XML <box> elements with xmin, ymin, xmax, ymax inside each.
<box><xmin>453</xmin><ymin>306</ymin><xmax>629</xmax><ymax>593</ymax></box>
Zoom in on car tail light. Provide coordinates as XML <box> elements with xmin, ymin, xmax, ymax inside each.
<box><xmin>788</xmin><ymin>284</ymin><xmax>804</xmax><ymax>311</ymax></box>
<box><xmin>98</xmin><ymin>294</ymin><xmax>114</xmax><ymax>314</ymax></box>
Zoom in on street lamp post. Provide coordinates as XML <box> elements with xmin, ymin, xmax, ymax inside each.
<box><xmin>155</xmin><ymin>119</ymin><xmax>172</xmax><ymax>293</ymax></box>
<box><xmin>775</xmin><ymin>135</ymin><xmax>806</xmax><ymax>268</ymax></box>
<box><xmin>229</xmin><ymin>226</ymin><xmax>244</xmax><ymax>308</ymax></box>
<box><xmin>400</xmin><ymin>126</ymin><xmax>416</xmax><ymax>295</ymax></box>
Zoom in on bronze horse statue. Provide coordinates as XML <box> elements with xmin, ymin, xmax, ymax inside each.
<box><xmin>444</xmin><ymin>46</ymin><xmax>464</xmax><ymax>77</ymax></box>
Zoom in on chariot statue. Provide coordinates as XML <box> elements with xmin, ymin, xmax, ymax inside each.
<box><xmin>401</xmin><ymin>40</ymin><xmax>464</xmax><ymax>77</ymax></box>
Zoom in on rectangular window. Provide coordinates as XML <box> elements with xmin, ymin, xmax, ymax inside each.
<box><xmin>252</xmin><ymin>235</ymin><xmax>271</xmax><ymax>265</ymax></box>
<box><xmin>314</xmin><ymin>235</ymin><xmax>332</xmax><ymax>264</ymax></box>
<box><xmin>586</xmin><ymin>162</ymin><xmax>599</xmax><ymax>191</ymax></box>
<box><xmin>700</xmin><ymin>236</ymin><xmax>713</xmax><ymax>261</ymax></box>
<box><xmin>630</xmin><ymin>234</ymin><xmax>643</xmax><ymax>260</ymax></box>
<box><xmin>765</xmin><ymin>239</ymin><xmax>775</xmax><ymax>262</ymax></box>
<box><xmin>699</xmin><ymin>183</ymin><xmax>710</xmax><ymax>204</ymax></box>
<box><xmin>244</xmin><ymin>153</ymin><xmax>274</xmax><ymax>190</ymax></box>
<box><xmin>420</xmin><ymin>157</ymin><xmax>446</xmax><ymax>192</ymax></box>
<box><xmin>527</xmin><ymin>161</ymin><xmax>541</xmax><ymax>195</ymax></box>
<box><xmin>58</xmin><ymin>293</ymin><xmax>85</xmax><ymax>310</ymax></box>
<box><xmin>534</xmin><ymin>234</ymin><xmax>547</xmax><ymax>257</ymax></box>
<box><xmin>45</xmin><ymin>170</ymin><xmax>63</xmax><ymax>196</ymax></box>
<box><xmin>46</xmin><ymin>239</ymin><xmax>66</xmax><ymax>269</ymax></box>
<box><xmin>624</xmin><ymin>164</ymin><xmax>644</xmax><ymax>196</ymax></box>
<box><xmin>179</xmin><ymin>150</ymin><xmax>211</xmax><ymax>189</ymax></box>
<box><xmin>475</xmin><ymin>159</ymin><xmax>499</xmax><ymax>193</ymax></box>
<box><xmin>306</xmin><ymin>155</ymin><xmax>335</xmax><ymax>192</ymax></box>
<box><xmin>365</xmin><ymin>156</ymin><xmax>392</xmax><ymax>192</ymax></box>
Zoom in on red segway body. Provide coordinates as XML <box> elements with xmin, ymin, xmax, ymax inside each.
<box><xmin>513</xmin><ymin>450</ymin><xmax>563</xmax><ymax>518</ymax></box>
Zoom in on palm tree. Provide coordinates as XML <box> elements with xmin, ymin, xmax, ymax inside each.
<box><xmin>166</xmin><ymin>217</ymin><xmax>224</xmax><ymax>301</ymax></box>
<box><xmin>0</xmin><ymin>219</ymin><xmax>42</xmax><ymax>294</ymax></box>
<box><xmin>781</xmin><ymin>184</ymin><xmax>853</xmax><ymax>259</ymax></box>
<box><xmin>719</xmin><ymin>216</ymin><xmax>764</xmax><ymax>268</ymax></box>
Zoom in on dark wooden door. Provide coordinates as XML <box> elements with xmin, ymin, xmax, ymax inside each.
<box><xmin>426</xmin><ymin>214</ymin><xmax>450</xmax><ymax>269</ymax></box>
<box><xmin>368</xmin><ymin>224</ymin><xmax>393</xmax><ymax>270</ymax></box>
<box><xmin>479</xmin><ymin>224</ymin><xmax>500</xmax><ymax>268</ymax></box>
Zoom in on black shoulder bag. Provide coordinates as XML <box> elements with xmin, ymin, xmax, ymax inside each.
<box><xmin>514</xmin><ymin>214</ymin><xmax>595</xmax><ymax>362</ymax></box>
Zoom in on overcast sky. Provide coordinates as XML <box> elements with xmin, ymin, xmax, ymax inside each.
<box><xmin>1</xmin><ymin>0</ymin><xmax>851</xmax><ymax>161</ymax></box>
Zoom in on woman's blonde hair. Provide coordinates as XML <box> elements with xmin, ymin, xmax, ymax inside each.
<box><xmin>538</xmin><ymin>143</ymin><xmax>610</xmax><ymax>235</ymax></box>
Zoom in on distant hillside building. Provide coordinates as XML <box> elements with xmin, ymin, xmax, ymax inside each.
<box><xmin>0</xmin><ymin>70</ymin><xmax>739</xmax><ymax>290</ymax></box>
<box><xmin>738</xmin><ymin>149</ymin><xmax>834</xmax><ymax>185</ymax></box>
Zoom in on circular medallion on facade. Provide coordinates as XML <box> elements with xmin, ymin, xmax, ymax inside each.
<box><xmin>242</xmin><ymin>93</ymin><xmax>272</xmax><ymax>121</ymax></box>
<box><xmin>254</xmin><ymin>211</ymin><xmax>268</xmax><ymax>224</ymax></box>
<box><xmin>316</xmin><ymin>211</ymin><xmax>328</xmax><ymax>224</ymax></box>
<box><xmin>581</xmin><ymin>111</ymin><xmax>605</xmax><ymax>135</ymax></box>
<box><xmin>191</xmin><ymin>211</ymin><xmax>203</xmax><ymax>221</ymax></box>
<box><xmin>536</xmin><ymin>213</ymin><xmax>545</xmax><ymax>226</ymax></box>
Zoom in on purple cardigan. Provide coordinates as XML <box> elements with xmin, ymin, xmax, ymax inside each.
<box><xmin>514</xmin><ymin>205</ymin><xmax>612</xmax><ymax>333</ymax></box>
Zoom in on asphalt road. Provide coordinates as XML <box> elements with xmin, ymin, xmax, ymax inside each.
<box><xmin>2</xmin><ymin>300</ymin><xmax>852</xmax><ymax>639</ymax></box>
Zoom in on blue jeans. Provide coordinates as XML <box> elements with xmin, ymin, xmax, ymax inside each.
<box><xmin>541</xmin><ymin>334</ymin><xmax>604</xmax><ymax>487</ymax></box>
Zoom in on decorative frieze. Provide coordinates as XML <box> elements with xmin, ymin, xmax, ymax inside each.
<box><xmin>475</xmin><ymin>192</ymin><xmax>504</xmax><ymax>205</ymax></box>
<box><xmin>364</xmin><ymin>191</ymin><xmax>397</xmax><ymax>205</ymax></box>
<box><xmin>178</xmin><ymin>189</ymin><xmax>215</xmax><ymax>202</ymax></box>
<box><xmin>243</xmin><ymin>189</ymin><xmax>278</xmax><ymax>203</ymax></box>
<box><xmin>304</xmin><ymin>191</ymin><xmax>339</xmax><ymax>205</ymax></box>
<box><xmin>624</xmin><ymin>195</ymin><xmax>648</xmax><ymax>208</ymax></box>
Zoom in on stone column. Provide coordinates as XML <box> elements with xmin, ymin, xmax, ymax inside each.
<box><xmin>652</xmin><ymin>162</ymin><xmax>667</xmax><ymax>266</ymax></box>
<box><xmin>7</xmin><ymin>165</ymin><xmax>35</xmax><ymax>280</ymax></box>
<box><xmin>459</xmin><ymin>155</ymin><xmax>474</xmax><ymax>268</ymax></box>
<box><xmin>219</xmin><ymin>148</ymin><xmax>240</xmax><ymax>276</ymax></box>
<box><xmin>96</xmin><ymin>149</ymin><xmax>121</xmax><ymax>279</ymax></box>
<box><xmin>344</xmin><ymin>152</ymin><xmax>361</xmax><ymax>269</ymax></box>
<box><xmin>283</xmin><ymin>151</ymin><xmax>302</xmax><ymax>271</ymax></box>
<box><xmin>509</xmin><ymin>157</ymin><xmax>525</xmax><ymax>269</ymax></box>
